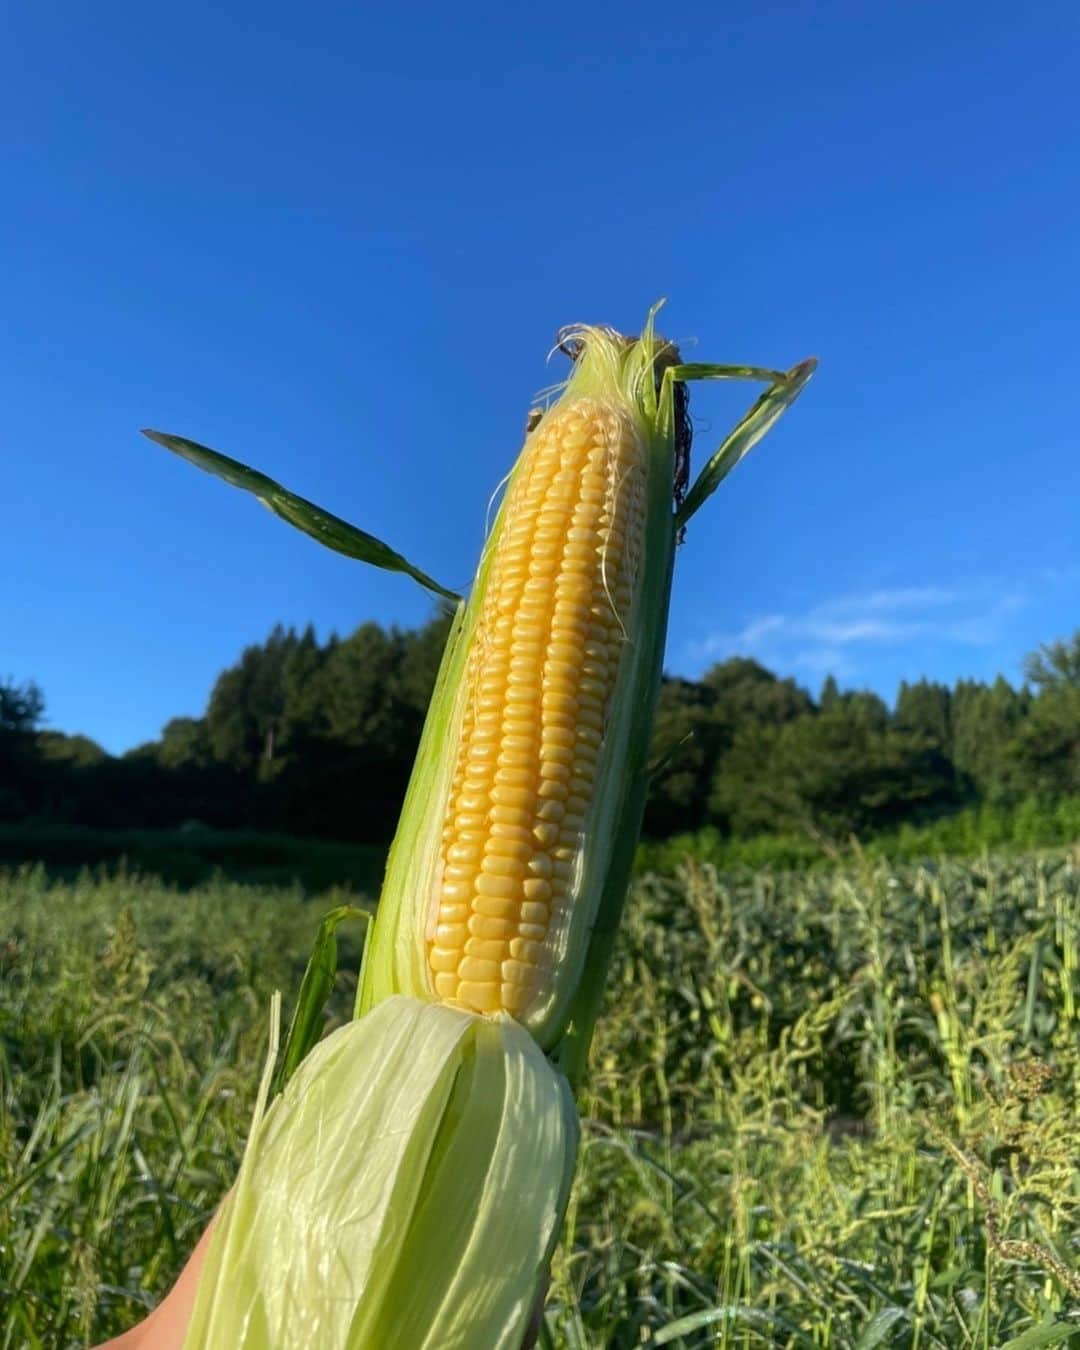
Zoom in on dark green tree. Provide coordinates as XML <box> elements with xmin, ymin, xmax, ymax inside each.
<box><xmin>712</xmin><ymin>697</ymin><xmax>956</xmax><ymax>840</ymax></box>
<box><xmin>1025</xmin><ymin>632</ymin><xmax>1080</xmax><ymax>692</ymax></box>
<box><xmin>206</xmin><ymin>625</ymin><xmax>299</xmax><ymax>773</ymax></box>
<box><xmin>701</xmin><ymin>657</ymin><xmax>814</xmax><ymax>726</ymax></box>
<box><xmin>951</xmin><ymin>676</ymin><xmax>1028</xmax><ymax>801</ymax></box>
<box><xmin>895</xmin><ymin>679</ymin><xmax>951</xmax><ymax>751</ymax></box>
<box><xmin>156</xmin><ymin>718</ymin><xmax>214</xmax><ymax>770</ymax></box>
<box><xmin>1008</xmin><ymin>631</ymin><xmax>1080</xmax><ymax>799</ymax></box>
<box><xmin>0</xmin><ymin>678</ymin><xmax>44</xmax><ymax>734</ymax></box>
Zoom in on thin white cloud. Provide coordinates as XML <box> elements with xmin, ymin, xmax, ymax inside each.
<box><xmin>789</xmin><ymin>646</ymin><xmax>857</xmax><ymax>677</ymax></box>
<box><xmin>694</xmin><ymin>613</ymin><xmax>787</xmax><ymax>657</ymax></box>
<box><xmin>740</xmin><ymin>614</ymin><xmax>786</xmax><ymax>644</ymax></box>
<box><xmin>940</xmin><ymin>590</ymin><xmax>1027</xmax><ymax>646</ymax></box>
<box><xmin>943</xmin><ymin>617</ymin><xmax>999</xmax><ymax>646</ymax></box>
<box><xmin>802</xmin><ymin>618</ymin><xmax>922</xmax><ymax>645</ymax></box>
<box><xmin>687</xmin><ymin>580</ymin><xmax>1032</xmax><ymax>678</ymax></box>
<box><xmin>815</xmin><ymin>586</ymin><xmax>956</xmax><ymax>616</ymax></box>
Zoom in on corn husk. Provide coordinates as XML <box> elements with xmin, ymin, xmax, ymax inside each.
<box><xmin>182</xmin><ymin>995</ymin><xmax>578</xmax><ymax>1350</ymax></box>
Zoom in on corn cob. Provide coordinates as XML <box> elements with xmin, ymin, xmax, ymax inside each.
<box><xmin>428</xmin><ymin>395</ymin><xmax>648</xmax><ymax>1011</ymax></box>
<box><xmin>359</xmin><ymin>320</ymin><xmax>683</xmax><ymax>1058</ymax></box>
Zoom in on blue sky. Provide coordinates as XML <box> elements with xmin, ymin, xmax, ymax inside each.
<box><xmin>3</xmin><ymin>1</ymin><xmax>1078</xmax><ymax>754</ymax></box>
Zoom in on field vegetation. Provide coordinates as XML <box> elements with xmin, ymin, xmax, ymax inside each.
<box><xmin>4</xmin><ymin>847</ymin><xmax>1080</xmax><ymax>1346</ymax></box>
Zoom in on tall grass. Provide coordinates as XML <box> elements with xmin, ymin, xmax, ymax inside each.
<box><xmin>3</xmin><ymin>851</ymin><xmax>1080</xmax><ymax>1345</ymax></box>
<box><xmin>0</xmin><ymin>867</ymin><xmax>366</xmax><ymax>1347</ymax></box>
<box><xmin>550</xmin><ymin>849</ymin><xmax>1080</xmax><ymax>1346</ymax></box>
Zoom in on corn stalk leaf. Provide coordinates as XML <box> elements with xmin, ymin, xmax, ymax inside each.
<box><xmin>999</xmin><ymin>1323</ymin><xmax>1080</xmax><ymax>1350</ymax></box>
<box><xmin>646</xmin><ymin>730</ymin><xmax>694</xmax><ymax>784</ymax></box>
<box><xmin>142</xmin><ymin>429</ymin><xmax>462</xmax><ymax>602</ymax></box>
<box><xmin>854</xmin><ymin>1307</ymin><xmax>908</xmax><ymax>1349</ymax></box>
<box><xmin>273</xmin><ymin>903</ymin><xmax>371</xmax><ymax>1096</ymax></box>
<box><xmin>653</xmin><ymin>1305</ymin><xmax>807</xmax><ymax>1344</ymax></box>
<box><xmin>674</xmin><ymin>358</ymin><xmax>818</xmax><ymax>530</ymax></box>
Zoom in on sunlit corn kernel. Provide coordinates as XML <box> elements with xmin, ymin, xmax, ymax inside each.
<box><xmin>475</xmin><ymin>873</ymin><xmax>520</xmax><ymax>900</ymax></box>
<box><xmin>474</xmin><ymin>895</ymin><xmax>518</xmax><ymax>920</ymax></box>
<box><xmin>457</xmin><ymin>980</ymin><xmax>502</xmax><ymax>1012</ymax></box>
<box><xmin>468</xmin><ymin>914</ymin><xmax>515</xmax><ymax>940</ymax></box>
<box><xmin>483</xmin><ymin>855</ymin><xmax>527</xmax><ymax>879</ymax></box>
<box><xmin>508</xmin><ymin>938</ymin><xmax>546</xmax><ymax>965</ymax></box>
<box><xmin>434</xmin><ymin>923</ymin><xmax>467</xmax><ymax>946</ymax></box>
<box><xmin>485</xmin><ymin>836</ymin><xmax>531</xmax><ymax>861</ymax></box>
<box><xmin>532</xmin><ymin>823</ymin><xmax>560</xmax><ymax>849</ymax></box>
<box><xmin>466</xmin><ymin>937</ymin><xmax>509</xmax><ymax>961</ymax></box>
<box><xmin>458</xmin><ymin>956</ymin><xmax>501</xmax><ymax>983</ymax></box>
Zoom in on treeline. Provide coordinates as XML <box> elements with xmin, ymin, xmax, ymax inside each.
<box><xmin>2</xmin><ymin>619</ymin><xmax>1079</xmax><ymax>846</ymax></box>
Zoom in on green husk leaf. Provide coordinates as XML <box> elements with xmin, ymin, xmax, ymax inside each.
<box><xmin>274</xmin><ymin>904</ymin><xmax>370</xmax><ymax>1096</ymax></box>
<box><xmin>142</xmin><ymin>429</ymin><xmax>461</xmax><ymax>602</ymax></box>
<box><xmin>183</xmin><ymin>996</ymin><xmax>578</xmax><ymax>1350</ymax></box>
<box><xmin>350</xmin><ymin>1012</ymin><xmax>578</xmax><ymax>1348</ymax></box>
<box><xmin>182</xmin><ymin>996</ymin><xmax>467</xmax><ymax>1348</ymax></box>
<box><xmin>674</xmin><ymin>358</ymin><xmax>818</xmax><ymax>530</ymax></box>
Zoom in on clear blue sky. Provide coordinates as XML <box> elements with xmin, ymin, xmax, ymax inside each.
<box><xmin>4</xmin><ymin>2</ymin><xmax>1078</xmax><ymax>754</ymax></box>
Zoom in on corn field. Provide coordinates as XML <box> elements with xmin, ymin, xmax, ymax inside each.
<box><xmin>3</xmin><ymin>849</ymin><xmax>1080</xmax><ymax>1347</ymax></box>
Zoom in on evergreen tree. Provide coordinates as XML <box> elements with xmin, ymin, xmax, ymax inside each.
<box><xmin>0</xmin><ymin>678</ymin><xmax>45</xmax><ymax>820</ymax></box>
<box><xmin>819</xmin><ymin>674</ymin><xmax>841</xmax><ymax>710</ymax></box>
<box><xmin>1025</xmin><ymin>632</ymin><xmax>1080</xmax><ymax>692</ymax></box>
<box><xmin>0</xmin><ymin>678</ymin><xmax>44</xmax><ymax>734</ymax></box>
<box><xmin>951</xmin><ymin>676</ymin><xmax>1027</xmax><ymax>801</ymax></box>
<box><xmin>156</xmin><ymin>718</ymin><xmax>213</xmax><ymax>770</ymax></box>
<box><xmin>895</xmin><ymin>679</ymin><xmax>951</xmax><ymax>750</ymax></box>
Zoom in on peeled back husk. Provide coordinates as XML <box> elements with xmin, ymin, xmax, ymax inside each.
<box><xmin>182</xmin><ymin>995</ymin><xmax>579</xmax><ymax>1350</ymax></box>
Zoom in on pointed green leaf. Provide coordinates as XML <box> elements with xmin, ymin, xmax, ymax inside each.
<box><xmin>999</xmin><ymin>1322</ymin><xmax>1079</xmax><ymax>1350</ymax></box>
<box><xmin>142</xmin><ymin>429</ymin><xmax>462</xmax><ymax>602</ymax></box>
<box><xmin>666</xmin><ymin>361</ymin><xmax>789</xmax><ymax>385</ymax></box>
<box><xmin>646</xmin><ymin>730</ymin><xmax>694</xmax><ymax>784</ymax></box>
<box><xmin>674</xmin><ymin>358</ymin><xmax>818</xmax><ymax>530</ymax></box>
<box><xmin>653</xmin><ymin>1305</ymin><xmax>804</xmax><ymax>1344</ymax></box>
<box><xmin>855</xmin><ymin>1307</ymin><xmax>908</xmax><ymax>1349</ymax></box>
<box><xmin>273</xmin><ymin>903</ymin><xmax>370</xmax><ymax>1097</ymax></box>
